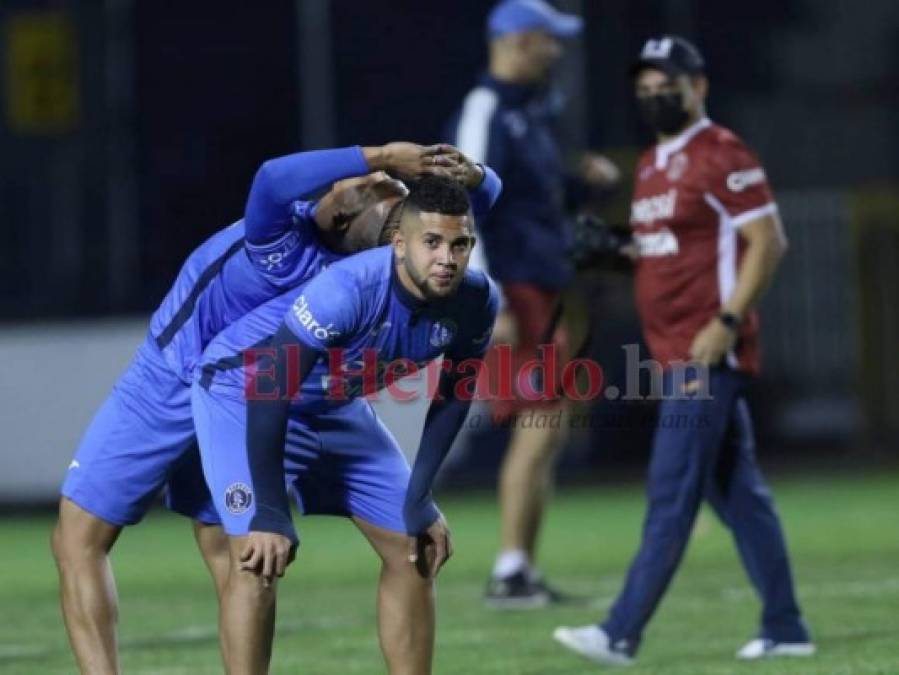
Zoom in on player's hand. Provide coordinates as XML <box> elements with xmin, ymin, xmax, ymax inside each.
<box><xmin>407</xmin><ymin>514</ymin><xmax>453</xmax><ymax>579</ymax></box>
<box><xmin>240</xmin><ymin>531</ymin><xmax>297</xmax><ymax>587</ymax></box>
<box><xmin>425</xmin><ymin>144</ymin><xmax>485</xmax><ymax>189</ymax></box>
<box><xmin>367</xmin><ymin>142</ymin><xmax>458</xmax><ymax>181</ymax></box>
<box><xmin>688</xmin><ymin>317</ymin><xmax>737</xmax><ymax>366</ymax></box>
<box><xmin>580</xmin><ymin>152</ymin><xmax>621</xmax><ymax>189</ymax></box>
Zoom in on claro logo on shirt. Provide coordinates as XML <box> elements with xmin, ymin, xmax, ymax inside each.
<box><xmin>292</xmin><ymin>295</ymin><xmax>340</xmax><ymax>342</ymax></box>
<box><xmin>726</xmin><ymin>167</ymin><xmax>765</xmax><ymax>192</ymax></box>
<box><xmin>634</xmin><ymin>229</ymin><xmax>679</xmax><ymax>257</ymax></box>
<box><xmin>631</xmin><ymin>189</ymin><xmax>677</xmax><ymax>224</ymax></box>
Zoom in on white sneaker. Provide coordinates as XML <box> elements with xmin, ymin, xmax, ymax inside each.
<box><xmin>553</xmin><ymin>625</ymin><xmax>634</xmax><ymax>667</ymax></box>
<box><xmin>736</xmin><ymin>638</ymin><xmax>816</xmax><ymax>660</ymax></box>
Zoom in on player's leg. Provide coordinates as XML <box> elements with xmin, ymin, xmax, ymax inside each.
<box><xmin>354</xmin><ymin>517</ymin><xmax>435</xmax><ymax>675</ymax></box>
<box><xmin>218</xmin><ymin>535</ymin><xmax>279</xmax><ymax>674</ymax></box>
<box><xmin>192</xmin><ymin>382</ymin><xmax>282</xmax><ymax>673</ymax></box>
<box><xmin>555</xmin><ymin>369</ymin><xmax>736</xmax><ymax>664</ymax></box>
<box><xmin>55</xmin><ymin>346</ymin><xmax>198</xmax><ymax>672</ymax></box>
<box><xmin>489</xmin><ymin>284</ymin><xmax>570</xmax><ymax>603</ymax></box>
<box><xmin>52</xmin><ymin>498</ymin><xmax>123</xmax><ymax>675</ymax></box>
<box><xmin>192</xmin><ymin>521</ymin><xmax>231</xmax><ymax>601</ymax></box>
<box><xmin>495</xmin><ymin>402</ymin><xmax>567</xmax><ymax>570</ymax></box>
<box><xmin>166</xmin><ymin>443</ymin><xmax>231</xmax><ymax>601</ymax></box>
<box><xmin>292</xmin><ymin>400</ymin><xmax>433</xmax><ymax>674</ymax></box>
<box><xmin>702</xmin><ymin>391</ymin><xmax>812</xmax><ymax>652</ymax></box>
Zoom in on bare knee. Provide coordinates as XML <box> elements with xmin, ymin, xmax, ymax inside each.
<box><xmin>375</xmin><ymin>537</ymin><xmax>432</xmax><ymax>586</ymax></box>
<box><xmin>226</xmin><ymin>566</ymin><xmax>279</xmax><ymax>606</ymax></box>
<box><xmin>354</xmin><ymin>518</ymin><xmax>434</xmax><ymax>584</ymax></box>
<box><xmin>52</xmin><ymin>499</ymin><xmax>119</xmax><ymax>569</ymax></box>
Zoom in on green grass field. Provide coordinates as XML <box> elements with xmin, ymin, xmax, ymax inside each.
<box><xmin>2</xmin><ymin>471</ymin><xmax>898</xmax><ymax>674</ymax></box>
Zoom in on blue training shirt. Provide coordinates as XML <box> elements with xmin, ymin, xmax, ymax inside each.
<box><xmin>199</xmin><ymin>246</ymin><xmax>500</xmax><ymax>411</ymax></box>
<box><xmin>147</xmin><ymin>146</ymin><xmax>371</xmax><ymax>382</ymax></box>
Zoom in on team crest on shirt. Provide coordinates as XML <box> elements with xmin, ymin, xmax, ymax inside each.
<box><xmin>666</xmin><ymin>152</ymin><xmax>689</xmax><ymax>181</ymax></box>
<box><xmin>430</xmin><ymin>320</ymin><xmax>457</xmax><ymax>348</ymax></box>
<box><xmin>225</xmin><ymin>482</ymin><xmax>253</xmax><ymax>515</ymax></box>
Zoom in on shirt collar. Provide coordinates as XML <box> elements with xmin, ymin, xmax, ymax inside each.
<box><xmin>390</xmin><ymin>259</ymin><xmax>427</xmax><ymax>312</ymax></box>
<box><xmin>654</xmin><ymin>117</ymin><xmax>711</xmax><ymax>170</ymax></box>
<box><xmin>390</xmin><ymin>258</ymin><xmax>452</xmax><ymax>317</ymax></box>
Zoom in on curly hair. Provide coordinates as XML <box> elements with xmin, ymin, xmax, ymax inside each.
<box><xmin>404</xmin><ymin>175</ymin><xmax>471</xmax><ymax>216</ymax></box>
<box><xmin>378</xmin><ymin>175</ymin><xmax>472</xmax><ymax>245</ymax></box>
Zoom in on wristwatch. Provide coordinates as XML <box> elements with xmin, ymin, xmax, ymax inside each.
<box><xmin>718</xmin><ymin>311</ymin><xmax>741</xmax><ymax>332</ymax></box>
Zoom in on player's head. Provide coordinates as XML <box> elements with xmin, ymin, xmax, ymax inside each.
<box><xmin>631</xmin><ymin>35</ymin><xmax>707</xmax><ymax>138</ymax></box>
<box><xmin>487</xmin><ymin>0</ymin><xmax>582</xmax><ymax>83</ymax></box>
<box><xmin>391</xmin><ymin>176</ymin><xmax>475</xmax><ymax>300</ymax></box>
<box><xmin>316</xmin><ymin>173</ymin><xmax>409</xmax><ymax>254</ymax></box>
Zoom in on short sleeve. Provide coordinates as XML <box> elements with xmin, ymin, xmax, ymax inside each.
<box><xmin>283</xmin><ymin>269</ymin><xmax>360</xmax><ymax>350</ymax></box>
<box><xmin>704</xmin><ymin>136</ymin><xmax>777</xmax><ymax>228</ymax></box>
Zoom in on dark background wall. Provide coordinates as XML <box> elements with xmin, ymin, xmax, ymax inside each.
<box><xmin>0</xmin><ymin>0</ymin><xmax>896</xmax><ymax>462</ymax></box>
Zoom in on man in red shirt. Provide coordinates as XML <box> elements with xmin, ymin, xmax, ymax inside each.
<box><xmin>553</xmin><ymin>36</ymin><xmax>815</xmax><ymax>666</ymax></box>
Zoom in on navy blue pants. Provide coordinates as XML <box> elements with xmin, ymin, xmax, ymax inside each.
<box><xmin>602</xmin><ymin>368</ymin><xmax>809</xmax><ymax>654</ymax></box>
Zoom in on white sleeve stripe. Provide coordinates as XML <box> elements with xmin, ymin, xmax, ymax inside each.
<box><xmin>244</xmin><ymin>228</ymin><xmax>295</xmax><ymax>252</ymax></box>
<box><xmin>731</xmin><ymin>202</ymin><xmax>779</xmax><ymax>228</ymax></box>
<box><xmin>455</xmin><ymin>87</ymin><xmax>499</xmax><ymax>164</ymax></box>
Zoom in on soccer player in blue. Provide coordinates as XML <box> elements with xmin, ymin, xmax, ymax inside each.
<box><xmin>51</xmin><ymin>142</ymin><xmax>476</xmax><ymax>674</ymax></box>
<box><xmin>193</xmin><ymin>176</ymin><xmax>500</xmax><ymax>673</ymax></box>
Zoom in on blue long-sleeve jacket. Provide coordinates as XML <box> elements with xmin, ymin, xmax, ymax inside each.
<box><xmin>447</xmin><ymin>74</ymin><xmax>573</xmax><ymax>290</ymax></box>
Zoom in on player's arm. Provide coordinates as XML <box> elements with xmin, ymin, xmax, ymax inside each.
<box><xmin>402</xmin><ymin>367</ymin><xmax>474</xmax><ymax>579</ymax></box>
<box><xmin>689</xmin><ymin>212</ymin><xmax>787</xmax><ymax>365</ymax></box>
<box><xmin>245</xmin><ymin>146</ymin><xmax>370</xmax><ymax>245</ymax></box>
<box><xmin>245</xmin><ymin>143</ymin><xmax>458</xmax><ymax>245</ymax></box>
<box><xmin>421</xmin><ymin>145</ymin><xmax>503</xmax><ymax>220</ymax></box>
<box><xmin>461</xmin><ymin>160</ymin><xmax>503</xmax><ymax>220</ymax></box>
<box><xmin>241</xmin><ymin>322</ymin><xmax>320</xmax><ymax>585</ymax></box>
<box><xmin>242</xmin><ymin>276</ymin><xmax>358</xmax><ymax>583</ymax></box>
<box><xmin>403</xmin><ymin>281</ymin><xmax>499</xmax><ymax>577</ymax></box>
<box><xmin>690</xmin><ymin>143</ymin><xmax>786</xmax><ymax>365</ymax></box>
<box><xmin>721</xmin><ymin>212</ymin><xmax>788</xmax><ymax>319</ymax></box>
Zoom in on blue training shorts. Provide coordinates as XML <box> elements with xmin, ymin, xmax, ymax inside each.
<box><xmin>61</xmin><ymin>338</ymin><xmax>220</xmax><ymax>526</ymax></box>
<box><xmin>192</xmin><ymin>383</ymin><xmax>411</xmax><ymax>537</ymax></box>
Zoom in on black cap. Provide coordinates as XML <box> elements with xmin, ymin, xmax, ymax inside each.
<box><xmin>630</xmin><ymin>35</ymin><xmax>705</xmax><ymax>78</ymax></box>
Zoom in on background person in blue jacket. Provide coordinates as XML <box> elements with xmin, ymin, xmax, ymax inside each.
<box><xmin>447</xmin><ymin>0</ymin><xmax>620</xmax><ymax>607</ymax></box>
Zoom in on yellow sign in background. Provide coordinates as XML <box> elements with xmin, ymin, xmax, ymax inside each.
<box><xmin>5</xmin><ymin>11</ymin><xmax>80</xmax><ymax>135</ymax></box>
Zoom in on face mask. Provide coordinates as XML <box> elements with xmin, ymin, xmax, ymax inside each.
<box><xmin>637</xmin><ymin>91</ymin><xmax>689</xmax><ymax>135</ymax></box>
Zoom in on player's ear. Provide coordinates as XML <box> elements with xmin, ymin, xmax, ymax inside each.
<box><xmin>392</xmin><ymin>228</ymin><xmax>405</xmax><ymax>258</ymax></box>
<box><xmin>692</xmin><ymin>75</ymin><xmax>708</xmax><ymax>100</ymax></box>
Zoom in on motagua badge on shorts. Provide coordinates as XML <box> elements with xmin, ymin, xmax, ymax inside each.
<box><xmin>224</xmin><ymin>482</ymin><xmax>253</xmax><ymax>514</ymax></box>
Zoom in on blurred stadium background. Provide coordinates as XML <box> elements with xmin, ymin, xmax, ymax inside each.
<box><xmin>0</xmin><ymin>1</ymin><xmax>897</xmax><ymax>672</ymax></box>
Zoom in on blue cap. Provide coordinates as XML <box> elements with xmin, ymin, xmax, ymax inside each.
<box><xmin>488</xmin><ymin>0</ymin><xmax>584</xmax><ymax>39</ymax></box>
